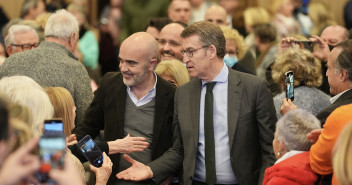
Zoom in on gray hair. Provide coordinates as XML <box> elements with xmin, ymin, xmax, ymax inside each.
<box><xmin>276</xmin><ymin>109</ymin><xmax>321</xmax><ymax>151</ymax></box>
<box><xmin>334</xmin><ymin>39</ymin><xmax>352</xmax><ymax>82</ymax></box>
<box><xmin>0</xmin><ymin>76</ymin><xmax>54</xmax><ymax>137</ymax></box>
<box><xmin>20</xmin><ymin>0</ymin><xmax>40</xmax><ymax>18</ymax></box>
<box><xmin>4</xmin><ymin>24</ymin><xmax>39</xmax><ymax>47</ymax></box>
<box><xmin>45</xmin><ymin>9</ymin><xmax>79</xmax><ymax>40</ymax></box>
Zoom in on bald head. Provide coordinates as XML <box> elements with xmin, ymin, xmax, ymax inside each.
<box><xmin>321</xmin><ymin>25</ymin><xmax>348</xmax><ymax>46</ymax></box>
<box><xmin>159</xmin><ymin>23</ymin><xmax>185</xmax><ymax>61</ymax></box>
<box><xmin>122</xmin><ymin>32</ymin><xmax>160</xmax><ymax>62</ymax></box>
<box><xmin>205</xmin><ymin>5</ymin><xmax>228</xmax><ymax>26</ymax></box>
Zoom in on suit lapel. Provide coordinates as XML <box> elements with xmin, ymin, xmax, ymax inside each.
<box><xmin>115</xmin><ymin>74</ymin><xmax>127</xmax><ymax>139</ymax></box>
<box><xmin>151</xmin><ymin>76</ymin><xmax>170</xmax><ymax>152</ymax></box>
<box><xmin>190</xmin><ymin>80</ymin><xmax>202</xmax><ymax>150</ymax></box>
<box><xmin>227</xmin><ymin>70</ymin><xmax>242</xmax><ymax>149</ymax></box>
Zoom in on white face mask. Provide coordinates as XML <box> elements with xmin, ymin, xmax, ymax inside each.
<box><xmin>223</xmin><ymin>54</ymin><xmax>238</xmax><ymax>68</ymax></box>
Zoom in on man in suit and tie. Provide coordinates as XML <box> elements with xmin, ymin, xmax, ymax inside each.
<box><xmin>73</xmin><ymin>32</ymin><xmax>183</xmax><ymax>185</ymax></box>
<box><xmin>175</xmin><ymin>21</ymin><xmax>277</xmax><ymax>185</ymax></box>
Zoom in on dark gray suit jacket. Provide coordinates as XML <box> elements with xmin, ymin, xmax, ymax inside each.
<box><xmin>73</xmin><ymin>72</ymin><xmax>183</xmax><ymax>185</ymax></box>
<box><xmin>175</xmin><ymin>68</ymin><xmax>277</xmax><ymax>185</ymax></box>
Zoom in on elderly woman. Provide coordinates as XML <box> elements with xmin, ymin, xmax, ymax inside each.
<box><xmin>155</xmin><ymin>60</ymin><xmax>190</xmax><ymax>87</ymax></box>
<box><xmin>272</xmin><ymin>47</ymin><xmax>331</xmax><ymax>119</ymax></box>
<box><xmin>220</xmin><ymin>26</ymin><xmax>254</xmax><ymax>74</ymax></box>
<box><xmin>263</xmin><ymin>109</ymin><xmax>320</xmax><ymax>185</ymax></box>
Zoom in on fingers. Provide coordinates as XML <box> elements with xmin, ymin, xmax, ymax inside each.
<box><xmin>103</xmin><ymin>152</ymin><xmax>113</xmax><ymax>167</ymax></box>
<box><xmin>89</xmin><ymin>164</ymin><xmax>97</xmax><ymax>172</ymax></box>
<box><xmin>123</xmin><ymin>154</ymin><xmax>135</xmax><ymax>165</ymax></box>
<box><xmin>15</xmin><ymin>137</ymin><xmax>39</xmax><ymax>157</ymax></box>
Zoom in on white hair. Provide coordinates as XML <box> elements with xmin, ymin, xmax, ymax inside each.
<box><xmin>276</xmin><ymin>109</ymin><xmax>321</xmax><ymax>151</ymax></box>
<box><xmin>0</xmin><ymin>76</ymin><xmax>54</xmax><ymax>136</ymax></box>
<box><xmin>45</xmin><ymin>9</ymin><xmax>79</xmax><ymax>40</ymax></box>
<box><xmin>4</xmin><ymin>24</ymin><xmax>39</xmax><ymax>47</ymax></box>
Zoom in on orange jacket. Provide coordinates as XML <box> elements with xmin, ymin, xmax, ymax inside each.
<box><xmin>310</xmin><ymin>104</ymin><xmax>352</xmax><ymax>185</ymax></box>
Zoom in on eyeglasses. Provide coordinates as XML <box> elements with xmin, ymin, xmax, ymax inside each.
<box><xmin>11</xmin><ymin>43</ymin><xmax>39</xmax><ymax>50</ymax></box>
<box><xmin>181</xmin><ymin>46</ymin><xmax>209</xmax><ymax>57</ymax></box>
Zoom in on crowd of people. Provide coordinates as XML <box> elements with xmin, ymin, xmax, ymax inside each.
<box><xmin>1</xmin><ymin>0</ymin><xmax>352</xmax><ymax>185</ymax></box>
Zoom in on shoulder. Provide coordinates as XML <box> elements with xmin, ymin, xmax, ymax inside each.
<box><xmin>156</xmin><ymin>75</ymin><xmax>176</xmax><ymax>95</ymax></box>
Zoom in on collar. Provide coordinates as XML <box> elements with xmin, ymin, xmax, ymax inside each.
<box><xmin>126</xmin><ymin>71</ymin><xmax>157</xmax><ymax>100</ymax></box>
<box><xmin>201</xmin><ymin>63</ymin><xmax>228</xmax><ymax>85</ymax></box>
<box><xmin>330</xmin><ymin>88</ymin><xmax>351</xmax><ymax>104</ymax></box>
<box><xmin>275</xmin><ymin>150</ymin><xmax>305</xmax><ymax>164</ymax></box>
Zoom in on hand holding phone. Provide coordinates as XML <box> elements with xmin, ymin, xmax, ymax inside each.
<box><xmin>77</xmin><ymin>135</ymin><xmax>103</xmax><ymax>168</ymax></box>
<box><xmin>285</xmin><ymin>70</ymin><xmax>294</xmax><ymax>101</ymax></box>
<box><xmin>294</xmin><ymin>40</ymin><xmax>316</xmax><ymax>52</ymax></box>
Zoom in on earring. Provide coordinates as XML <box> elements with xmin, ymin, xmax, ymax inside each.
<box><xmin>277</xmin><ymin>152</ymin><xmax>281</xmax><ymax>156</ymax></box>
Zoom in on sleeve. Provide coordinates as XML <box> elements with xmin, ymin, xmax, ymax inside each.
<box><xmin>310</xmin><ymin>109</ymin><xmax>347</xmax><ymax>175</ymax></box>
<box><xmin>73</xmin><ymin>73</ymin><xmax>107</xmax><ymax>151</ymax></box>
<box><xmin>255</xmin><ymin>79</ymin><xmax>278</xmax><ymax>184</ymax></box>
<box><xmin>147</xmin><ymin>88</ymin><xmax>184</xmax><ymax>184</ymax></box>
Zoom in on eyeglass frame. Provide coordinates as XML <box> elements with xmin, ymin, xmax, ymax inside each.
<box><xmin>181</xmin><ymin>45</ymin><xmax>209</xmax><ymax>57</ymax></box>
<box><xmin>11</xmin><ymin>43</ymin><xmax>39</xmax><ymax>50</ymax></box>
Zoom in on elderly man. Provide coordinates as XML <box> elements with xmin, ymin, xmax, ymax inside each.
<box><xmin>73</xmin><ymin>32</ymin><xmax>183</xmax><ymax>185</ymax></box>
<box><xmin>204</xmin><ymin>5</ymin><xmax>229</xmax><ymax>26</ymax></box>
<box><xmin>158</xmin><ymin>22</ymin><xmax>186</xmax><ymax>61</ymax></box>
<box><xmin>177</xmin><ymin>21</ymin><xmax>276</xmax><ymax>185</ymax></box>
<box><xmin>20</xmin><ymin>0</ymin><xmax>46</xmax><ymax>20</ymax></box>
<box><xmin>168</xmin><ymin>0</ymin><xmax>192</xmax><ymax>24</ymax></box>
<box><xmin>4</xmin><ymin>25</ymin><xmax>39</xmax><ymax>56</ymax></box>
<box><xmin>320</xmin><ymin>25</ymin><xmax>348</xmax><ymax>51</ymax></box>
<box><xmin>0</xmin><ymin>9</ymin><xmax>92</xmax><ymax>126</ymax></box>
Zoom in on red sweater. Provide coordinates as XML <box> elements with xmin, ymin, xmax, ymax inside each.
<box><xmin>263</xmin><ymin>152</ymin><xmax>318</xmax><ymax>185</ymax></box>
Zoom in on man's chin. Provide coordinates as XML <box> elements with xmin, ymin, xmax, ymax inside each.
<box><xmin>123</xmin><ymin>78</ymin><xmax>135</xmax><ymax>87</ymax></box>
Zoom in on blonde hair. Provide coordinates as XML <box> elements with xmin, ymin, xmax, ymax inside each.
<box><xmin>333</xmin><ymin>122</ymin><xmax>352</xmax><ymax>185</ymax></box>
<box><xmin>45</xmin><ymin>87</ymin><xmax>75</xmax><ymax>136</ymax></box>
<box><xmin>9</xmin><ymin>118</ymin><xmax>33</xmax><ymax>153</ymax></box>
<box><xmin>155</xmin><ymin>60</ymin><xmax>190</xmax><ymax>87</ymax></box>
<box><xmin>36</xmin><ymin>13</ymin><xmax>53</xmax><ymax>31</ymax></box>
<box><xmin>8</xmin><ymin>103</ymin><xmax>33</xmax><ymax>127</ymax></box>
<box><xmin>244</xmin><ymin>7</ymin><xmax>271</xmax><ymax>27</ymax></box>
<box><xmin>308</xmin><ymin>1</ymin><xmax>337</xmax><ymax>35</ymax></box>
<box><xmin>220</xmin><ymin>26</ymin><xmax>246</xmax><ymax>60</ymax></box>
<box><xmin>272</xmin><ymin>47</ymin><xmax>322</xmax><ymax>87</ymax></box>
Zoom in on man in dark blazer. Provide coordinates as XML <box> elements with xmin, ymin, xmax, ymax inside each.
<box><xmin>176</xmin><ymin>21</ymin><xmax>277</xmax><ymax>185</ymax></box>
<box><xmin>73</xmin><ymin>32</ymin><xmax>183</xmax><ymax>185</ymax></box>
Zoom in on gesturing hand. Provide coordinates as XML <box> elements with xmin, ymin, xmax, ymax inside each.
<box><xmin>116</xmin><ymin>154</ymin><xmax>153</xmax><ymax>181</ymax></box>
<box><xmin>108</xmin><ymin>134</ymin><xmax>149</xmax><ymax>154</ymax></box>
<box><xmin>66</xmin><ymin>134</ymin><xmax>77</xmax><ymax>145</ymax></box>
<box><xmin>280</xmin><ymin>98</ymin><xmax>298</xmax><ymax>116</ymax></box>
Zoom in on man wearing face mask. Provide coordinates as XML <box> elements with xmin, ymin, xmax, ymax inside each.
<box><xmin>220</xmin><ymin>26</ymin><xmax>254</xmax><ymax>75</ymax></box>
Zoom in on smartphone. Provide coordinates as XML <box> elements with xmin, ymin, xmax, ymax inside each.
<box><xmin>77</xmin><ymin>135</ymin><xmax>103</xmax><ymax>168</ymax></box>
<box><xmin>37</xmin><ymin>135</ymin><xmax>66</xmax><ymax>183</ymax></box>
<box><xmin>294</xmin><ymin>40</ymin><xmax>315</xmax><ymax>52</ymax></box>
<box><xmin>44</xmin><ymin>119</ymin><xmax>64</xmax><ymax>136</ymax></box>
<box><xmin>285</xmin><ymin>70</ymin><xmax>294</xmax><ymax>101</ymax></box>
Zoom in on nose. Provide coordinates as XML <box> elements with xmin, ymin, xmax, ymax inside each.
<box><xmin>119</xmin><ymin>61</ymin><xmax>128</xmax><ymax>72</ymax></box>
<box><xmin>182</xmin><ymin>54</ymin><xmax>189</xmax><ymax>64</ymax></box>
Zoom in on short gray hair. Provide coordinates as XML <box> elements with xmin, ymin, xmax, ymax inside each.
<box><xmin>5</xmin><ymin>24</ymin><xmax>39</xmax><ymax>47</ymax></box>
<box><xmin>276</xmin><ymin>109</ymin><xmax>321</xmax><ymax>151</ymax></box>
<box><xmin>20</xmin><ymin>0</ymin><xmax>40</xmax><ymax>18</ymax></box>
<box><xmin>45</xmin><ymin>9</ymin><xmax>79</xmax><ymax>40</ymax></box>
<box><xmin>334</xmin><ymin>39</ymin><xmax>352</xmax><ymax>82</ymax></box>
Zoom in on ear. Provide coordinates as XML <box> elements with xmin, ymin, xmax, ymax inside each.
<box><xmin>207</xmin><ymin>45</ymin><xmax>217</xmax><ymax>59</ymax></box>
<box><xmin>278</xmin><ymin>140</ymin><xmax>286</xmax><ymax>153</ymax></box>
<box><xmin>68</xmin><ymin>33</ymin><xmax>78</xmax><ymax>52</ymax></box>
<box><xmin>6</xmin><ymin>45</ymin><xmax>12</xmax><ymax>56</ymax></box>
<box><xmin>340</xmin><ymin>69</ymin><xmax>348</xmax><ymax>82</ymax></box>
<box><xmin>149</xmin><ymin>58</ymin><xmax>158</xmax><ymax>70</ymax></box>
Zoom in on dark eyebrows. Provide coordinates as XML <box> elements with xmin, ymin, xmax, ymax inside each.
<box><xmin>118</xmin><ymin>56</ymin><xmax>138</xmax><ymax>64</ymax></box>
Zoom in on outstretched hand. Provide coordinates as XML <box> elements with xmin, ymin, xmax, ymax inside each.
<box><xmin>310</xmin><ymin>35</ymin><xmax>330</xmax><ymax>61</ymax></box>
<box><xmin>108</xmin><ymin>134</ymin><xmax>149</xmax><ymax>154</ymax></box>
<box><xmin>116</xmin><ymin>154</ymin><xmax>153</xmax><ymax>181</ymax></box>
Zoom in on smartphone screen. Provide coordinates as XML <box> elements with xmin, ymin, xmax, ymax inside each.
<box><xmin>44</xmin><ymin>119</ymin><xmax>64</xmax><ymax>136</ymax></box>
<box><xmin>77</xmin><ymin>135</ymin><xmax>103</xmax><ymax>167</ymax></box>
<box><xmin>285</xmin><ymin>71</ymin><xmax>294</xmax><ymax>101</ymax></box>
<box><xmin>37</xmin><ymin>135</ymin><xmax>66</xmax><ymax>183</ymax></box>
<box><xmin>294</xmin><ymin>40</ymin><xmax>315</xmax><ymax>52</ymax></box>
